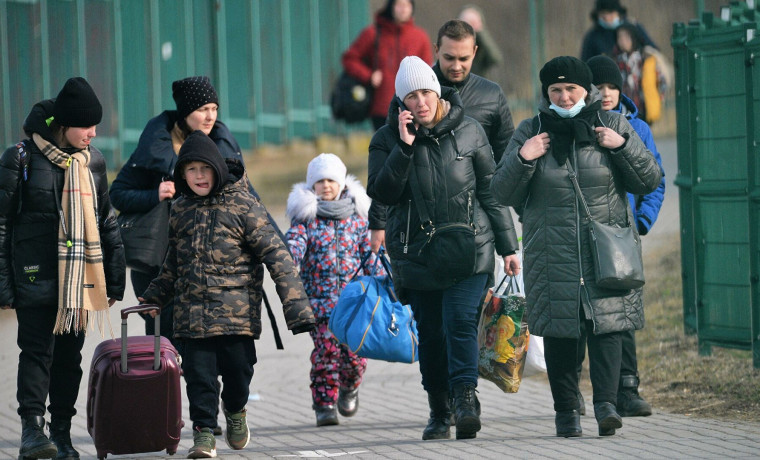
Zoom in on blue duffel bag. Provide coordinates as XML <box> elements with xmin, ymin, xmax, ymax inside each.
<box><xmin>328</xmin><ymin>250</ymin><xmax>419</xmax><ymax>363</ymax></box>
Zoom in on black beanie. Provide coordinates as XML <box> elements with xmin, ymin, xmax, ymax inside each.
<box><xmin>593</xmin><ymin>0</ymin><xmax>626</xmax><ymax>16</ymax></box>
<box><xmin>587</xmin><ymin>55</ymin><xmax>623</xmax><ymax>91</ymax></box>
<box><xmin>539</xmin><ymin>56</ymin><xmax>593</xmax><ymax>101</ymax></box>
<box><xmin>53</xmin><ymin>77</ymin><xmax>103</xmax><ymax>127</ymax></box>
<box><xmin>174</xmin><ymin>130</ymin><xmax>229</xmax><ymax>197</ymax></box>
<box><xmin>172</xmin><ymin>76</ymin><xmax>219</xmax><ymax>119</ymax></box>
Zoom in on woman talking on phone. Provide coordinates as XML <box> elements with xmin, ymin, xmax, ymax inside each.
<box><xmin>367</xmin><ymin>56</ymin><xmax>520</xmax><ymax>441</ymax></box>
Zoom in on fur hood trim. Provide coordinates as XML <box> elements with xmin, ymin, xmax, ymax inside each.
<box><xmin>286</xmin><ymin>174</ymin><xmax>370</xmax><ymax>222</ymax></box>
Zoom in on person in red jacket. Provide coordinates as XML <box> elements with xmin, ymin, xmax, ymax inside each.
<box><xmin>341</xmin><ymin>0</ymin><xmax>433</xmax><ymax>131</ymax></box>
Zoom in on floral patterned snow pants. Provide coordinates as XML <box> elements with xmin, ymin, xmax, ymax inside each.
<box><xmin>309</xmin><ymin>320</ymin><xmax>367</xmax><ymax>407</ymax></box>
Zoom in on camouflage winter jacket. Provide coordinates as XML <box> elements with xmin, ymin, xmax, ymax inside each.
<box><xmin>142</xmin><ymin>160</ymin><xmax>314</xmax><ymax>339</ymax></box>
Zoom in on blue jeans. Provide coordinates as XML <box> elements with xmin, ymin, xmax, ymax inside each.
<box><xmin>406</xmin><ymin>274</ymin><xmax>488</xmax><ymax>393</ymax></box>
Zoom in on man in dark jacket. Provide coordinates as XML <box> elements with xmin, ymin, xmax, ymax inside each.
<box><xmin>369</xmin><ymin>19</ymin><xmax>515</xmax><ymax>251</ymax></box>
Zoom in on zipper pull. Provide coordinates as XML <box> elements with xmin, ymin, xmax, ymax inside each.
<box><xmin>580</xmin><ymin>277</ymin><xmax>585</xmax><ymax>286</ymax></box>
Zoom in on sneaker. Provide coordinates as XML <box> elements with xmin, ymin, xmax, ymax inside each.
<box><xmin>212</xmin><ymin>425</ymin><xmax>222</xmax><ymax>436</ymax></box>
<box><xmin>224</xmin><ymin>408</ymin><xmax>250</xmax><ymax>450</ymax></box>
<box><xmin>188</xmin><ymin>427</ymin><xmax>216</xmax><ymax>458</ymax></box>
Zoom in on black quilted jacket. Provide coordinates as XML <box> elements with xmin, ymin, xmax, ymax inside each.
<box><xmin>0</xmin><ymin>99</ymin><xmax>126</xmax><ymax>308</ymax></box>
<box><xmin>368</xmin><ymin>88</ymin><xmax>519</xmax><ymax>291</ymax></box>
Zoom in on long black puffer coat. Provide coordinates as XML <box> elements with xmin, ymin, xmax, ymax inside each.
<box><xmin>490</xmin><ymin>89</ymin><xmax>662</xmax><ymax>338</ymax></box>
<box><xmin>368</xmin><ymin>87</ymin><xmax>519</xmax><ymax>291</ymax></box>
<box><xmin>0</xmin><ymin>99</ymin><xmax>126</xmax><ymax>308</ymax></box>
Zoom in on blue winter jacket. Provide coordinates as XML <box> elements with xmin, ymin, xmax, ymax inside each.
<box><xmin>615</xmin><ymin>94</ymin><xmax>665</xmax><ymax>235</ymax></box>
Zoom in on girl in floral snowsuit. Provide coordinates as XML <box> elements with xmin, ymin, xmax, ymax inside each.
<box><xmin>285</xmin><ymin>153</ymin><xmax>382</xmax><ymax>427</ymax></box>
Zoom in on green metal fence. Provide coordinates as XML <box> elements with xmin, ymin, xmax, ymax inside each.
<box><xmin>672</xmin><ymin>1</ymin><xmax>760</xmax><ymax>367</ymax></box>
<box><xmin>0</xmin><ymin>0</ymin><xmax>369</xmax><ymax>168</ymax></box>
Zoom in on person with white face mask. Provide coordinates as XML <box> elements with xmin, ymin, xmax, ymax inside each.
<box><xmin>580</xmin><ymin>0</ymin><xmax>657</xmax><ymax>62</ymax></box>
<box><xmin>490</xmin><ymin>56</ymin><xmax>662</xmax><ymax>438</ymax></box>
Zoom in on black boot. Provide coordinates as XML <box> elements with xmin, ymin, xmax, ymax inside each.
<box><xmin>422</xmin><ymin>392</ymin><xmax>450</xmax><ymax>440</ymax></box>
<box><xmin>617</xmin><ymin>375</ymin><xmax>652</xmax><ymax>417</ymax></box>
<box><xmin>48</xmin><ymin>419</ymin><xmax>79</xmax><ymax>459</ymax></box>
<box><xmin>452</xmin><ymin>385</ymin><xmax>481</xmax><ymax>440</ymax></box>
<box><xmin>19</xmin><ymin>415</ymin><xmax>57</xmax><ymax>460</ymax></box>
<box><xmin>448</xmin><ymin>392</ymin><xmax>480</xmax><ymax>425</ymax></box>
<box><xmin>313</xmin><ymin>405</ymin><xmax>339</xmax><ymax>427</ymax></box>
<box><xmin>337</xmin><ymin>387</ymin><xmax>359</xmax><ymax>417</ymax></box>
<box><xmin>555</xmin><ymin>410</ymin><xmax>582</xmax><ymax>437</ymax></box>
<box><xmin>594</xmin><ymin>402</ymin><xmax>622</xmax><ymax>436</ymax></box>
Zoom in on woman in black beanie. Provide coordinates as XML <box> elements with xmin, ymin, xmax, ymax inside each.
<box><xmin>0</xmin><ymin>77</ymin><xmax>126</xmax><ymax>458</ymax></box>
<box><xmin>109</xmin><ymin>76</ymin><xmax>282</xmax><ymax>345</ymax></box>
<box><xmin>490</xmin><ymin>56</ymin><xmax>661</xmax><ymax>438</ymax></box>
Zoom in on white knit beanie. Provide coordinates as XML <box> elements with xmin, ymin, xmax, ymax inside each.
<box><xmin>395</xmin><ymin>56</ymin><xmax>441</xmax><ymax>100</ymax></box>
<box><xmin>306</xmin><ymin>153</ymin><xmax>347</xmax><ymax>195</ymax></box>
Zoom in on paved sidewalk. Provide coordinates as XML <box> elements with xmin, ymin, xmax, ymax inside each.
<box><xmin>1</xmin><ymin>268</ymin><xmax>759</xmax><ymax>460</ymax></box>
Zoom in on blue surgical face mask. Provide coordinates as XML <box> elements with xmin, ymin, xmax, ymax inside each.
<box><xmin>598</xmin><ymin>16</ymin><xmax>621</xmax><ymax>30</ymax></box>
<box><xmin>550</xmin><ymin>96</ymin><xmax>587</xmax><ymax>118</ymax></box>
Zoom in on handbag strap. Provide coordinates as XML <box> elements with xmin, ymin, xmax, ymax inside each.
<box><xmin>408</xmin><ymin>169</ymin><xmax>433</xmax><ymax>229</ymax></box>
<box><xmin>566</xmin><ymin>161</ymin><xmax>632</xmax><ymax>226</ymax></box>
<box><xmin>349</xmin><ymin>249</ymin><xmax>380</xmax><ymax>281</ymax></box>
<box><xmin>566</xmin><ymin>162</ymin><xmax>593</xmax><ymax>222</ymax></box>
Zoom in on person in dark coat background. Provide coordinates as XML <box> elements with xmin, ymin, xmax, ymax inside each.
<box><xmin>584</xmin><ymin>54</ymin><xmax>666</xmax><ymax>418</ymax></box>
<box><xmin>0</xmin><ymin>77</ymin><xmax>126</xmax><ymax>459</ymax></box>
<box><xmin>580</xmin><ymin>0</ymin><xmax>657</xmax><ymax>62</ymax></box>
<box><xmin>368</xmin><ymin>56</ymin><xmax>520</xmax><ymax>441</ymax></box>
<box><xmin>457</xmin><ymin>4</ymin><xmax>504</xmax><ymax>80</ymax></box>
<box><xmin>341</xmin><ymin>0</ymin><xmax>433</xmax><ymax>131</ymax></box>
<box><xmin>490</xmin><ymin>56</ymin><xmax>661</xmax><ymax>438</ymax></box>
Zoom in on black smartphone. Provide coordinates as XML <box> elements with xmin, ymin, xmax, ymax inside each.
<box><xmin>396</xmin><ymin>97</ymin><xmax>417</xmax><ymax>136</ymax></box>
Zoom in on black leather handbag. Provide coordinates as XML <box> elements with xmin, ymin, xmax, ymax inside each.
<box><xmin>567</xmin><ymin>163</ymin><xmax>645</xmax><ymax>290</ymax></box>
<box><xmin>117</xmin><ymin>200</ymin><xmax>170</xmax><ymax>274</ymax></box>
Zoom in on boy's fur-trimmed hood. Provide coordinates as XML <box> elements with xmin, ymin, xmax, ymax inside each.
<box><xmin>286</xmin><ymin>174</ymin><xmax>370</xmax><ymax>222</ymax></box>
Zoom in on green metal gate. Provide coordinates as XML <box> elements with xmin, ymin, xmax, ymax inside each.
<box><xmin>672</xmin><ymin>1</ymin><xmax>760</xmax><ymax>367</ymax></box>
<box><xmin>0</xmin><ymin>0</ymin><xmax>370</xmax><ymax>168</ymax></box>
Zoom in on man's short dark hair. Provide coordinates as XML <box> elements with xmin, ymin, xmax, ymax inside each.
<box><xmin>436</xmin><ymin>19</ymin><xmax>475</xmax><ymax>48</ymax></box>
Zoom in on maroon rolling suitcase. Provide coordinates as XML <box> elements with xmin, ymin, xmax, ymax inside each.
<box><xmin>87</xmin><ymin>305</ymin><xmax>184</xmax><ymax>459</ymax></box>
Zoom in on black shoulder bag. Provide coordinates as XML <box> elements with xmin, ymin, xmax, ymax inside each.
<box><xmin>331</xmin><ymin>25</ymin><xmax>380</xmax><ymax>124</ymax></box>
<box><xmin>408</xmin><ymin>168</ymin><xmax>477</xmax><ymax>283</ymax></box>
<box><xmin>117</xmin><ymin>199</ymin><xmax>171</xmax><ymax>275</ymax></box>
<box><xmin>567</xmin><ymin>162</ymin><xmax>645</xmax><ymax>290</ymax></box>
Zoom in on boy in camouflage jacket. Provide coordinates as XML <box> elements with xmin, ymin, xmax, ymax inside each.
<box><xmin>142</xmin><ymin>131</ymin><xmax>315</xmax><ymax>458</ymax></box>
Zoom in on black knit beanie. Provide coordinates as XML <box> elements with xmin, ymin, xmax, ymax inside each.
<box><xmin>174</xmin><ymin>130</ymin><xmax>229</xmax><ymax>197</ymax></box>
<box><xmin>53</xmin><ymin>77</ymin><xmax>103</xmax><ymax>127</ymax></box>
<box><xmin>539</xmin><ymin>56</ymin><xmax>593</xmax><ymax>101</ymax></box>
<box><xmin>587</xmin><ymin>55</ymin><xmax>623</xmax><ymax>91</ymax></box>
<box><xmin>172</xmin><ymin>76</ymin><xmax>219</xmax><ymax>119</ymax></box>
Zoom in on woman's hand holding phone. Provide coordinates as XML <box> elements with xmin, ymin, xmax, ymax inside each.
<box><xmin>398</xmin><ymin>105</ymin><xmax>417</xmax><ymax>146</ymax></box>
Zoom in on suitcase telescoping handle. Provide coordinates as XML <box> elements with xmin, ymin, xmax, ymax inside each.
<box><xmin>120</xmin><ymin>304</ymin><xmax>162</xmax><ymax>373</ymax></box>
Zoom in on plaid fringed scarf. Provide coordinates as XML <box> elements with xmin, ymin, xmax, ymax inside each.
<box><xmin>33</xmin><ymin>133</ymin><xmax>108</xmax><ymax>334</ymax></box>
